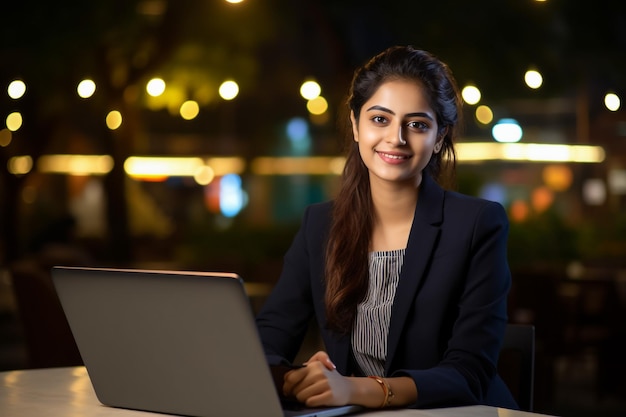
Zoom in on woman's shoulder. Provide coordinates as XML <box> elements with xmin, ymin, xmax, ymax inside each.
<box><xmin>443</xmin><ymin>189</ymin><xmax>507</xmax><ymax>218</ymax></box>
<box><xmin>302</xmin><ymin>200</ymin><xmax>334</xmax><ymax>222</ymax></box>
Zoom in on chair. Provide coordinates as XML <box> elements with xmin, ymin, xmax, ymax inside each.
<box><xmin>498</xmin><ymin>324</ymin><xmax>535</xmax><ymax>412</ymax></box>
<box><xmin>9</xmin><ymin>259</ymin><xmax>83</xmax><ymax>369</ymax></box>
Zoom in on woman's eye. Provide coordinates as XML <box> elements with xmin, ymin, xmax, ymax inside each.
<box><xmin>372</xmin><ymin>116</ymin><xmax>387</xmax><ymax>124</ymax></box>
<box><xmin>408</xmin><ymin>121</ymin><xmax>428</xmax><ymax>130</ymax></box>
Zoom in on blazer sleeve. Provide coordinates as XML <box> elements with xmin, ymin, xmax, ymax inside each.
<box><xmin>255</xmin><ymin>205</ymin><xmax>319</xmax><ymax>366</ymax></box>
<box><xmin>395</xmin><ymin>200</ymin><xmax>513</xmax><ymax>408</ymax></box>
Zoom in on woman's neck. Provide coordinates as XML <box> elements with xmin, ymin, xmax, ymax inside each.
<box><xmin>369</xmin><ymin>178</ymin><xmax>419</xmax><ymax>252</ymax></box>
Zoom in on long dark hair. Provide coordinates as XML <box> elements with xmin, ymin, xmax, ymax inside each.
<box><xmin>324</xmin><ymin>46</ymin><xmax>462</xmax><ymax>334</ymax></box>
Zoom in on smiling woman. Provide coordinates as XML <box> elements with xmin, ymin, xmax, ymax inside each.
<box><xmin>350</xmin><ymin>79</ymin><xmax>441</xmax><ymax>188</ymax></box>
<box><xmin>256</xmin><ymin>46</ymin><xmax>518</xmax><ymax>411</ymax></box>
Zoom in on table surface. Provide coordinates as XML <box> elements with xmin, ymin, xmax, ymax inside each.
<box><xmin>0</xmin><ymin>367</ymin><xmax>556</xmax><ymax>417</ymax></box>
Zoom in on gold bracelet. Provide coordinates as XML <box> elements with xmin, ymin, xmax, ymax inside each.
<box><xmin>368</xmin><ymin>376</ymin><xmax>394</xmax><ymax>408</ymax></box>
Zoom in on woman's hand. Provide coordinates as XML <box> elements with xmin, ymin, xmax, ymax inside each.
<box><xmin>283</xmin><ymin>350</ymin><xmax>418</xmax><ymax>408</ymax></box>
<box><xmin>283</xmin><ymin>351</ymin><xmax>354</xmax><ymax>407</ymax></box>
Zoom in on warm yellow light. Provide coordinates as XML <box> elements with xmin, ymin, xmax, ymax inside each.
<box><xmin>225</xmin><ymin>0</ymin><xmax>244</xmax><ymax>3</ymax></box>
<box><xmin>219</xmin><ymin>81</ymin><xmax>239</xmax><ymax>100</ymax></box>
<box><xmin>146</xmin><ymin>78</ymin><xmax>166</xmax><ymax>97</ymax></box>
<box><xmin>6</xmin><ymin>112</ymin><xmax>23</xmax><ymax>131</ymax></box>
<box><xmin>38</xmin><ymin>155</ymin><xmax>114</xmax><ymax>175</ymax></box>
<box><xmin>461</xmin><ymin>85</ymin><xmax>481</xmax><ymax>105</ymax></box>
<box><xmin>531</xmin><ymin>186</ymin><xmax>554</xmax><ymax>213</ymax></box>
<box><xmin>475</xmin><ymin>105</ymin><xmax>493</xmax><ymax>125</ymax></box>
<box><xmin>251</xmin><ymin>156</ymin><xmax>345</xmax><ymax>175</ymax></box>
<box><xmin>194</xmin><ymin>165</ymin><xmax>215</xmax><ymax>185</ymax></box>
<box><xmin>604</xmin><ymin>93</ymin><xmax>621</xmax><ymax>111</ymax></box>
<box><xmin>542</xmin><ymin>164</ymin><xmax>573</xmax><ymax>191</ymax></box>
<box><xmin>456</xmin><ymin>142</ymin><xmax>605</xmax><ymax>163</ymax></box>
<box><xmin>106</xmin><ymin>111</ymin><xmax>123</xmax><ymax>130</ymax></box>
<box><xmin>510</xmin><ymin>200</ymin><xmax>530</xmax><ymax>223</ymax></box>
<box><xmin>125</xmin><ymin>156</ymin><xmax>205</xmax><ymax>178</ymax></box>
<box><xmin>300</xmin><ymin>80</ymin><xmax>321</xmax><ymax>100</ymax></box>
<box><xmin>524</xmin><ymin>70</ymin><xmax>543</xmax><ymax>89</ymax></box>
<box><xmin>307</xmin><ymin>96</ymin><xmax>328</xmax><ymax>115</ymax></box>
<box><xmin>7</xmin><ymin>80</ymin><xmax>26</xmax><ymax>99</ymax></box>
<box><xmin>77</xmin><ymin>79</ymin><xmax>96</xmax><ymax>98</ymax></box>
<box><xmin>205</xmin><ymin>157</ymin><xmax>246</xmax><ymax>175</ymax></box>
<box><xmin>180</xmin><ymin>100</ymin><xmax>200</xmax><ymax>120</ymax></box>
<box><xmin>8</xmin><ymin>155</ymin><xmax>33</xmax><ymax>175</ymax></box>
<box><xmin>124</xmin><ymin>156</ymin><xmax>245</xmax><ymax>180</ymax></box>
<box><xmin>0</xmin><ymin>128</ymin><xmax>11</xmax><ymax>147</ymax></box>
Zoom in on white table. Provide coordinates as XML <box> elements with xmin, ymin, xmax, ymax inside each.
<box><xmin>0</xmin><ymin>367</ymin><xmax>556</xmax><ymax>417</ymax></box>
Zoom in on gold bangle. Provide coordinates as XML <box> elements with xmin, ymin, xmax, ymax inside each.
<box><xmin>368</xmin><ymin>376</ymin><xmax>394</xmax><ymax>408</ymax></box>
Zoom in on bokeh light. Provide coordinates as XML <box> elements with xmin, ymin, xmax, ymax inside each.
<box><xmin>7</xmin><ymin>80</ymin><xmax>26</xmax><ymax>99</ymax></box>
<box><xmin>77</xmin><ymin>79</ymin><xmax>96</xmax><ymax>98</ymax></box>
<box><xmin>492</xmin><ymin>118</ymin><xmax>523</xmax><ymax>143</ymax></box>
<box><xmin>510</xmin><ymin>200</ymin><xmax>530</xmax><ymax>222</ymax></box>
<box><xmin>0</xmin><ymin>128</ymin><xmax>11</xmax><ymax>147</ymax></box>
<box><xmin>220</xmin><ymin>173</ymin><xmax>246</xmax><ymax>217</ymax></box>
<box><xmin>6</xmin><ymin>112</ymin><xmax>23</xmax><ymax>131</ymax></box>
<box><xmin>106</xmin><ymin>110</ymin><xmax>123</xmax><ymax>130</ymax></box>
<box><xmin>180</xmin><ymin>100</ymin><xmax>200</xmax><ymax>120</ymax></box>
<box><xmin>194</xmin><ymin>165</ymin><xmax>215</xmax><ymax>186</ymax></box>
<box><xmin>604</xmin><ymin>93</ymin><xmax>621</xmax><ymax>111</ymax></box>
<box><xmin>219</xmin><ymin>80</ymin><xmax>239</xmax><ymax>100</ymax></box>
<box><xmin>286</xmin><ymin>117</ymin><xmax>309</xmax><ymax>142</ymax></box>
<box><xmin>531</xmin><ymin>186</ymin><xmax>554</xmax><ymax>213</ymax></box>
<box><xmin>306</xmin><ymin>96</ymin><xmax>328</xmax><ymax>115</ymax></box>
<box><xmin>524</xmin><ymin>70</ymin><xmax>543</xmax><ymax>89</ymax></box>
<box><xmin>461</xmin><ymin>85</ymin><xmax>481</xmax><ymax>105</ymax></box>
<box><xmin>582</xmin><ymin>179</ymin><xmax>606</xmax><ymax>205</ymax></box>
<box><xmin>300</xmin><ymin>80</ymin><xmax>321</xmax><ymax>100</ymax></box>
<box><xmin>542</xmin><ymin>164</ymin><xmax>573</xmax><ymax>191</ymax></box>
<box><xmin>475</xmin><ymin>105</ymin><xmax>494</xmax><ymax>125</ymax></box>
<box><xmin>8</xmin><ymin>155</ymin><xmax>33</xmax><ymax>175</ymax></box>
<box><xmin>146</xmin><ymin>78</ymin><xmax>166</xmax><ymax>97</ymax></box>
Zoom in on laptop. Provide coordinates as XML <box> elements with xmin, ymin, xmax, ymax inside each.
<box><xmin>51</xmin><ymin>266</ymin><xmax>361</xmax><ymax>417</ymax></box>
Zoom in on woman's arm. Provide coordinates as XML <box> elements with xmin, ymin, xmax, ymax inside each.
<box><xmin>399</xmin><ymin>200</ymin><xmax>513</xmax><ymax>408</ymax></box>
<box><xmin>284</xmin><ymin>351</ymin><xmax>418</xmax><ymax>408</ymax></box>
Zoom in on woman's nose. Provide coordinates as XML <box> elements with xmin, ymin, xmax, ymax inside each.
<box><xmin>388</xmin><ymin>125</ymin><xmax>407</xmax><ymax>146</ymax></box>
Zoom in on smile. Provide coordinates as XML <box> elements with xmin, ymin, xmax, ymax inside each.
<box><xmin>377</xmin><ymin>151</ymin><xmax>411</xmax><ymax>160</ymax></box>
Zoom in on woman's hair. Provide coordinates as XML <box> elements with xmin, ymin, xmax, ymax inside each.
<box><xmin>324</xmin><ymin>45</ymin><xmax>462</xmax><ymax>334</ymax></box>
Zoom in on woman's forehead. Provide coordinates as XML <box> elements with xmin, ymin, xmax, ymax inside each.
<box><xmin>363</xmin><ymin>79</ymin><xmax>434</xmax><ymax>114</ymax></box>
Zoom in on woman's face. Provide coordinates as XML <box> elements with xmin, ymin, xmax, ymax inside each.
<box><xmin>351</xmin><ymin>79</ymin><xmax>442</xmax><ymax>188</ymax></box>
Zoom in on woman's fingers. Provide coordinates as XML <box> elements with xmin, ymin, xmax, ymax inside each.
<box><xmin>283</xmin><ymin>361</ymin><xmax>324</xmax><ymax>397</ymax></box>
<box><xmin>283</xmin><ymin>360</ymin><xmax>352</xmax><ymax>407</ymax></box>
<box><xmin>304</xmin><ymin>351</ymin><xmax>336</xmax><ymax>370</ymax></box>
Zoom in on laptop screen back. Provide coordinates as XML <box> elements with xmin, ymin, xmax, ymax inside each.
<box><xmin>51</xmin><ymin>266</ymin><xmax>284</xmax><ymax>417</ymax></box>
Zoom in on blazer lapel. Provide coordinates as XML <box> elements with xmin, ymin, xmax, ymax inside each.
<box><xmin>385</xmin><ymin>175</ymin><xmax>444</xmax><ymax>374</ymax></box>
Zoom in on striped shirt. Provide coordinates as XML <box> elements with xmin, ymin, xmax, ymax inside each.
<box><xmin>351</xmin><ymin>249</ymin><xmax>405</xmax><ymax>376</ymax></box>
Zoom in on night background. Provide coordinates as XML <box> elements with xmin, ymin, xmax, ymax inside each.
<box><xmin>1</xmin><ymin>1</ymin><xmax>625</xmax><ymax>416</ymax></box>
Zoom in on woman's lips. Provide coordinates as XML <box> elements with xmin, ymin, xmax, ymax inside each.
<box><xmin>377</xmin><ymin>151</ymin><xmax>412</xmax><ymax>163</ymax></box>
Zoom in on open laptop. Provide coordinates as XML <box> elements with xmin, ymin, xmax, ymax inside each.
<box><xmin>51</xmin><ymin>266</ymin><xmax>362</xmax><ymax>417</ymax></box>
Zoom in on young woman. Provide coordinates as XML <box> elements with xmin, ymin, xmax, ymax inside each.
<box><xmin>256</xmin><ymin>45</ymin><xmax>517</xmax><ymax>410</ymax></box>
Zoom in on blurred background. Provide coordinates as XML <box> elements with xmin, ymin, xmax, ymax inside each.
<box><xmin>0</xmin><ymin>0</ymin><xmax>625</xmax><ymax>415</ymax></box>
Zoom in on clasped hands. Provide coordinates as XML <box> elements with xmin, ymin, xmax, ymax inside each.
<box><xmin>282</xmin><ymin>351</ymin><xmax>353</xmax><ymax>407</ymax></box>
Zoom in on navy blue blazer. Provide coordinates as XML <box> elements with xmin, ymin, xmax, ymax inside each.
<box><xmin>256</xmin><ymin>175</ymin><xmax>518</xmax><ymax>409</ymax></box>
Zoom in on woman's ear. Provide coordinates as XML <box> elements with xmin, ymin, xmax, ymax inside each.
<box><xmin>434</xmin><ymin>126</ymin><xmax>449</xmax><ymax>153</ymax></box>
<box><xmin>350</xmin><ymin>111</ymin><xmax>359</xmax><ymax>142</ymax></box>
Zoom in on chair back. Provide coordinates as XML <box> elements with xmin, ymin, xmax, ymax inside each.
<box><xmin>498</xmin><ymin>324</ymin><xmax>535</xmax><ymax>411</ymax></box>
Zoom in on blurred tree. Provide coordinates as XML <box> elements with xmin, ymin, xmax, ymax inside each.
<box><xmin>1</xmin><ymin>0</ymin><xmax>625</xmax><ymax>265</ymax></box>
<box><xmin>0</xmin><ymin>0</ymin><xmax>280</xmax><ymax>263</ymax></box>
